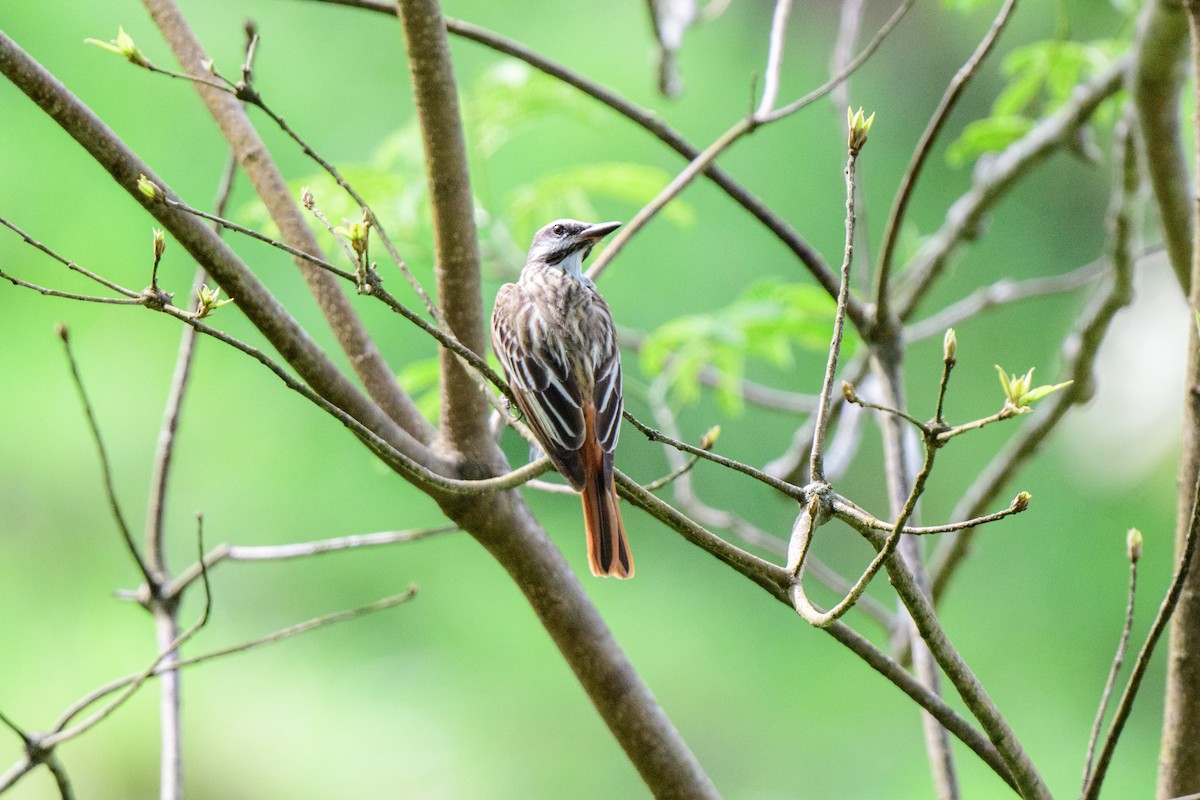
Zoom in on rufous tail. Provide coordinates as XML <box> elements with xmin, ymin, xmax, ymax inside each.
<box><xmin>581</xmin><ymin>464</ymin><xmax>633</xmax><ymax>578</ymax></box>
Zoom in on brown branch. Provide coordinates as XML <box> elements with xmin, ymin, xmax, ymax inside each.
<box><xmin>389</xmin><ymin>3</ymin><xmax>722</xmax><ymax>795</ymax></box>
<box><xmin>873</xmin><ymin>0</ymin><xmax>1018</xmax><ymax>320</ymax></box>
<box><xmin>810</xmin><ymin>138</ymin><xmax>863</xmax><ymax>484</ymax></box>
<box><xmin>1081</xmin><ymin>530</ymin><xmax>1140</xmax><ymax>791</ymax></box>
<box><xmin>56</xmin><ymin>327</ymin><xmax>157</xmax><ymax>590</ymax></box>
<box><xmin>1084</xmin><ymin>471</ymin><xmax>1200</xmax><ymax>798</ymax></box>
<box><xmin>1159</xmin><ymin>0</ymin><xmax>1200</xmax><ymax>792</ymax></box>
<box><xmin>1133</xmin><ymin>0</ymin><xmax>1192</xmax><ymax>293</ymax></box>
<box><xmin>930</xmin><ymin>114</ymin><xmax>1139</xmax><ymax>603</ymax></box>
<box><xmin>0</xmin><ymin>30</ymin><xmax>442</xmax><ymax>478</ymax></box>
<box><xmin>139</xmin><ymin>0</ymin><xmax>435</xmax><ymax>445</ymax></box>
<box><xmin>395</xmin><ymin>0</ymin><xmax>492</xmax><ymax>460</ymax></box>
<box><xmin>895</xmin><ymin>57</ymin><xmax>1128</xmax><ymax>322</ymax></box>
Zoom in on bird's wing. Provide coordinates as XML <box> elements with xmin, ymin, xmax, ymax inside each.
<box><xmin>491</xmin><ymin>284</ymin><xmax>587</xmax><ymax>489</ymax></box>
<box><xmin>590</xmin><ymin>295</ymin><xmax>623</xmax><ymax>456</ymax></box>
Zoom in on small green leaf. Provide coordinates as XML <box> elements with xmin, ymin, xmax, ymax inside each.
<box><xmin>1019</xmin><ymin>380</ymin><xmax>1073</xmax><ymax>405</ymax></box>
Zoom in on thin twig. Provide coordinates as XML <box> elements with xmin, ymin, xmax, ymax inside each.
<box><xmin>622</xmin><ymin>410</ymin><xmax>804</xmax><ymax>500</ymax></box>
<box><xmin>874</xmin><ymin>0</ymin><xmax>1018</xmax><ymax>320</ymax></box>
<box><xmin>0</xmin><ymin>215</ymin><xmax>141</xmax><ymax>297</ymax></box>
<box><xmin>58</xmin><ymin>327</ymin><xmax>157</xmax><ymax>589</ymax></box>
<box><xmin>1081</xmin><ymin>532</ymin><xmax>1140</xmax><ymax>790</ymax></box>
<box><xmin>905</xmin><ymin>257</ymin><xmax>1113</xmax><ymax>343</ymax></box>
<box><xmin>810</xmin><ymin>140</ymin><xmax>862</xmax><ymax>484</ymax></box>
<box><xmin>930</xmin><ymin>112</ymin><xmax>1140</xmax><ymax>603</ymax></box>
<box><xmin>756</xmin><ymin>0</ymin><xmax>794</xmax><ymax>116</ymax></box>
<box><xmin>1082</xmin><ymin>472</ymin><xmax>1200</xmax><ymax>799</ymax></box>
<box><xmin>27</xmin><ymin>588</ymin><xmax>418</xmax><ymax>761</ymax></box>
<box><xmin>831</xmin><ymin>490</ymin><xmax>1029</xmax><ymax>537</ymax></box>
<box><xmin>162</xmin><ymin>525</ymin><xmax>459</xmax><ymax>599</ymax></box>
<box><xmin>0</xmin><ymin>270</ymin><xmax>143</xmax><ymax>304</ymax></box>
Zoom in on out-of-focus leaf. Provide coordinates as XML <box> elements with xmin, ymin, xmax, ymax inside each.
<box><xmin>640</xmin><ymin>278</ymin><xmax>850</xmax><ymax>414</ymax></box>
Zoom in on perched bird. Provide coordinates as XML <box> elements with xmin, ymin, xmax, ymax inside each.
<box><xmin>491</xmin><ymin>220</ymin><xmax>633</xmax><ymax>578</ymax></box>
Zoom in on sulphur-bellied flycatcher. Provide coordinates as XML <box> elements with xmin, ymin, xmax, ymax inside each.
<box><xmin>490</xmin><ymin>219</ymin><xmax>633</xmax><ymax>578</ymax></box>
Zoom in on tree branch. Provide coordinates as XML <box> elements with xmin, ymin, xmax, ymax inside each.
<box><xmin>1133</xmin><ymin>0</ymin><xmax>1192</xmax><ymax>293</ymax></box>
<box><xmin>395</xmin><ymin>0</ymin><xmax>492</xmax><ymax>460</ymax></box>
<box><xmin>930</xmin><ymin>114</ymin><xmax>1139</xmax><ymax>603</ymax></box>
<box><xmin>0</xmin><ymin>29</ymin><xmax>442</xmax><ymax>476</ymax></box>
<box><xmin>139</xmin><ymin>0</ymin><xmax>435</xmax><ymax>444</ymax></box>
<box><xmin>895</xmin><ymin>57</ymin><xmax>1128</xmax><ymax>321</ymax></box>
<box><xmin>1159</xmin><ymin>1</ymin><xmax>1200</xmax><ymax>792</ymax></box>
<box><xmin>873</xmin><ymin>0</ymin><xmax>1017</xmax><ymax>320</ymax></box>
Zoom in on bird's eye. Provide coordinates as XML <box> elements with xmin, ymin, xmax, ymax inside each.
<box><xmin>551</xmin><ymin>224</ymin><xmax>565</xmax><ymax>236</ymax></box>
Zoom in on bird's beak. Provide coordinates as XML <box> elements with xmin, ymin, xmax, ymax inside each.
<box><xmin>579</xmin><ymin>221</ymin><xmax>621</xmax><ymax>241</ymax></box>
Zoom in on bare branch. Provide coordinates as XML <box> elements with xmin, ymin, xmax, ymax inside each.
<box><xmin>905</xmin><ymin>257</ymin><xmax>1112</xmax><ymax>343</ymax></box>
<box><xmin>395</xmin><ymin>0</ymin><xmax>492</xmax><ymax>459</ymax></box>
<box><xmin>57</xmin><ymin>327</ymin><xmax>157</xmax><ymax>590</ymax></box>
<box><xmin>140</xmin><ymin>0</ymin><xmax>435</xmax><ymax>443</ymax></box>
<box><xmin>896</xmin><ymin>57</ymin><xmax>1128</xmax><ymax>321</ymax></box>
<box><xmin>1133</xmin><ymin>0</ymin><xmax>1192</xmax><ymax>292</ymax></box>
<box><xmin>162</xmin><ymin>525</ymin><xmax>460</xmax><ymax>598</ymax></box>
<box><xmin>873</xmin><ymin>0</ymin><xmax>1018</xmax><ymax>318</ymax></box>
<box><xmin>623</xmin><ymin>410</ymin><xmax>805</xmax><ymax>500</ymax></box>
<box><xmin>1083</xmin><ymin>472</ymin><xmax>1200</xmax><ymax>798</ymax></box>
<box><xmin>0</xmin><ymin>214</ymin><xmax>141</xmax><ymax>298</ymax></box>
<box><xmin>810</xmin><ymin>143</ymin><xmax>864</xmax><ymax>484</ymax></box>
<box><xmin>2</xmin><ymin>586</ymin><xmax>421</xmax><ymax>782</ymax></box>
<box><xmin>931</xmin><ymin>113</ymin><xmax>1140</xmax><ymax>603</ymax></box>
<box><xmin>756</xmin><ymin>0</ymin><xmax>794</xmax><ymax>116</ymax></box>
<box><xmin>1081</xmin><ymin>530</ymin><xmax>1141</xmax><ymax>791</ymax></box>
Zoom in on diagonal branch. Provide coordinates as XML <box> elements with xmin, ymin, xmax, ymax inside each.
<box><xmin>895</xmin><ymin>57</ymin><xmax>1128</xmax><ymax>322</ymax></box>
<box><xmin>139</xmin><ymin>0</ymin><xmax>435</xmax><ymax>445</ymax></box>
<box><xmin>0</xmin><ymin>29</ymin><xmax>441</xmax><ymax>478</ymax></box>
<box><xmin>296</xmin><ymin>0</ymin><xmax>842</xmax><ymax>295</ymax></box>
<box><xmin>873</xmin><ymin>0</ymin><xmax>1018</xmax><ymax>319</ymax></box>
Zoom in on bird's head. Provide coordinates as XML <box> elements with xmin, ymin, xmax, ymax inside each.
<box><xmin>525</xmin><ymin>219</ymin><xmax>621</xmax><ymax>277</ymax></box>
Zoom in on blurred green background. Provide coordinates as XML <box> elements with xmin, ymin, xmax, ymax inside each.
<box><xmin>0</xmin><ymin>0</ymin><xmax>1183</xmax><ymax>797</ymax></box>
